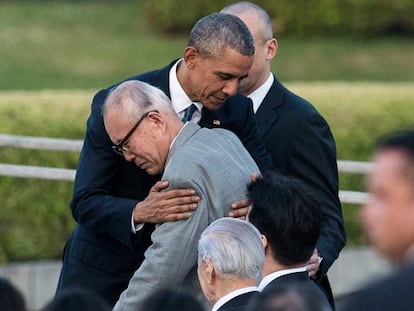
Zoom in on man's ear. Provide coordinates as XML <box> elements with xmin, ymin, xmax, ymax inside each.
<box><xmin>204</xmin><ymin>259</ymin><xmax>216</xmax><ymax>284</ymax></box>
<box><xmin>147</xmin><ymin>111</ymin><xmax>164</xmax><ymax>126</ymax></box>
<box><xmin>266</xmin><ymin>38</ymin><xmax>278</xmax><ymax>60</ymax></box>
<box><xmin>261</xmin><ymin>234</ymin><xmax>268</xmax><ymax>249</ymax></box>
<box><xmin>183</xmin><ymin>46</ymin><xmax>199</xmax><ymax>70</ymax></box>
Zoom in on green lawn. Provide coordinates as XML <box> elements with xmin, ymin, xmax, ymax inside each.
<box><xmin>1</xmin><ymin>1</ymin><xmax>413</xmax><ymax>91</ymax></box>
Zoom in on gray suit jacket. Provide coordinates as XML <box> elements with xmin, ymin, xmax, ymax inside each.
<box><xmin>113</xmin><ymin>122</ymin><xmax>260</xmax><ymax>311</ymax></box>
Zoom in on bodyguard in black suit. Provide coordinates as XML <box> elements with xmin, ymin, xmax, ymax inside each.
<box><xmin>56</xmin><ymin>13</ymin><xmax>272</xmax><ymax>307</ymax></box>
<box><xmin>340</xmin><ymin>131</ymin><xmax>414</xmax><ymax>311</ymax></box>
<box><xmin>222</xmin><ymin>3</ymin><xmax>345</xmax><ymax>307</ymax></box>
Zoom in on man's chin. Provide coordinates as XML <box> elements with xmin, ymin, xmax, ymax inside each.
<box><xmin>205</xmin><ymin>98</ymin><xmax>226</xmax><ymax>110</ymax></box>
<box><xmin>145</xmin><ymin>168</ymin><xmax>159</xmax><ymax>175</ymax></box>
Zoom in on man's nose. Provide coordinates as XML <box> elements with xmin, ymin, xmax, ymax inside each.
<box><xmin>123</xmin><ymin>150</ymin><xmax>135</xmax><ymax>162</ymax></box>
<box><xmin>222</xmin><ymin>79</ymin><xmax>239</xmax><ymax>97</ymax></box>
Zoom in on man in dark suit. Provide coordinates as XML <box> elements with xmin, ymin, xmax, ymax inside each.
<box><xmin>56</xmin><ymin>12</ymin><xmax>272</xmax><ymax>307</ymax></box>
<box><xmin>222</xmin><ymin>2</ymin><xmax>345</xmax><ymax>307</ymax></box>
<box><xmin>339</xmin><ymin>131</ymin><xmax>414</xmax><ymax>311</ymax></box>
<box><xmin>197</xmin><ymin>218</ymin><xmax>264</xmax><ymax>311</ymax></box>
<box><xmin>247</xmin><ymin>172</ymin><xmax>329</xmax><ymax>308</ymax></box>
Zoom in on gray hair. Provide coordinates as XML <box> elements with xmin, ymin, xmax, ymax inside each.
<box><xmin>221</xmin><ymin>2</ymin><xmax>273</xmax><ymax>44</ymax></box>
<box><xmin>198</xmin><ymin>217</ymin><xmax>264</xmax><ymax>280</ymax></box>
<box><xmin>187</xmin><ymin>12</ymin><xmax>254</xmax><ymax>59</ymax></box>
<box><xmin>102</xmin><ymin>80</ymin><xmax>176</xmax><ymax>121</ymax></box>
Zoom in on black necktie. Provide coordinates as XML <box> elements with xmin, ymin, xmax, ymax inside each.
<box><xmin>181</xmin><ymin>104</ymin><xmax>197</xmax><ymax>122</ymax></box>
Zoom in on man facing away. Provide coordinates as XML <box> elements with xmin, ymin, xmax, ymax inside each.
<box><xmin>57</xmin><ymin>12</ymin><xmax>272</xmax><ymax>307</ymax></box>
<box><xmin>340</xmin><ymin>130</ymin><xmax>414</xmax><ymax>311</ymax></box>
<box><xmin>104</xmin><ymin>81</ymin><xmax>260</xmax><ymax>310</ymax></box>
<box><xmin>222</xmin><ymin>2</ymin><xmax>345</xmax><ymax>307</ymax></box>
<box><xmin>247</xmin><ymin>172</ymin><xmax>330</xmax><ymax>309</ymax></box>
<box><xmin>197</xmin><ymin>218</ymin><xmax>265</xmax><ymax>311</ymax></box>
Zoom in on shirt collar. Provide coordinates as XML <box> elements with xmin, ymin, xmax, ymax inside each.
<box><xmin>258</xmin><ymin>266</ymin><xmax>307</xmax><ymax>292</ymax></box>
<box><xmin>248</xmin><ymin>73</ymin><xmax>274</xmax><ymax>113</ymax></box>
<box><xmin>169</xmin><ymin>59</ymin><xmax>203</xmax><ymax>114</ymax></box>
<box><xmin>212</xmin><ymin>286</ymin><xmax>258</xmax><ymax>311</ymax></box>
<box><xmin>169</xmin><ymin>122</ymin><xmax>189</xmax><ymax>150</ymax></box>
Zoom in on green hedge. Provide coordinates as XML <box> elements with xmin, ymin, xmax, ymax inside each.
<box><xmin>146</xmin><ymin>0</ymin><xmax>414</xmax><ymax>36</ymax></box>
<box><xmin>0</xmin><ymin>84</ymin><xmax>413</xmax><ymax>262</ymax></box>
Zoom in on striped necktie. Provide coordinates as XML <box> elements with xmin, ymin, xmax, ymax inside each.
<box><xmin>181</xmin><ymin>104</ymin><xmax>197</xmax><ymax>122</ymax></box>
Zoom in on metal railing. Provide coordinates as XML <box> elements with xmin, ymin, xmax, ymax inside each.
<box><xmin>0</xmin><ymin>134</ymin><xmax>371</xmax><ymax>204</ymax></box>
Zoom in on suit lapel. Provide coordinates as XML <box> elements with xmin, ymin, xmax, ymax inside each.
<box><xmin>255</xmin><ymin>76</ymin><xmax>285</xmax><ymax>138</ymax></box>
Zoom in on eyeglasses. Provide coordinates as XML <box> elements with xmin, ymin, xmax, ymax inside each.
<box><xmin>112</xmin><ymin>110</ymin><xmax>159</xmax><ymax>156</ymax></box>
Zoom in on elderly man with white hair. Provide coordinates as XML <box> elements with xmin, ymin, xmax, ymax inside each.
<box><xmin>197</xmin><ymin>217</ymin><xmax>265</xmax><ymax>311</ymax></box>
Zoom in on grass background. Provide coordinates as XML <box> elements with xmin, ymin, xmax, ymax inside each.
<box><xmin>1</xmin><ymin>1</ymin><xmax>414</xmax><ymax>90</ymax></box>
<box><xmin>0</xmin><ymin>1</ymin><xmax>413</xmax><ymax>262</ymax></box>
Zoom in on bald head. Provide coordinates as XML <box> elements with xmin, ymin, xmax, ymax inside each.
<box><xmin>221</xmin><ymin>1</ymin><xmax>273</xmax><ymax>44</ymax></box>
<box><xmin>221</xmin><ymin>2</ymin><xmax>277</xmax><ymax>95</ymax></box>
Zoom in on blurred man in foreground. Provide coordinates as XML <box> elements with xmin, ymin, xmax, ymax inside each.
<box><xmin>340</xmin><ymin>130</ymin><xmax>414</xmax><ymax>311</ymax></box>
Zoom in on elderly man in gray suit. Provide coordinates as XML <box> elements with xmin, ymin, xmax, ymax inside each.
<box><xmin>103</xmin><ymin>80</ymin><xmax>261</xmax><ymax>311</ymax></box>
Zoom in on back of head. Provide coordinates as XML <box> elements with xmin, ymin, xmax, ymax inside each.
<box><xmin>139</xmin><ymin>288</ymin><xmax>205</xmax><ymax>311</ymax></box>
<box><xmin>187</xmin><ymin>12</ymin><xmax>254</xmax><ymax>59</ymax></box>
<box><xmin>198</xmin><ymin>217</ymin><xmax>264</xmax><ymax>280</ymax></box>
<box><xmin>247</xmin><ymin>281</ymin><xmax>331</xmax><ymax>311</ymax></box>
<box><xmin>247</xmin><ymin>171</ymin><xmax>322</xmax><ymax>266</ymax></box>
<box><xmin>221</xmin><ymin>1</ymin><xmax>273</xmax><ymax>42</ymax></box>
<box><xmin>0</xmin><ymin>277</ymin><xmax>26</xmax><ymax>311</ymax></box>
<box><xmin>42</xmin><ymin>287</ymin><xmax>111</xmax><ymax>311</ymax></box>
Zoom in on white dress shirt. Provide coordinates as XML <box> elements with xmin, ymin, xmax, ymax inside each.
<box><xmin>212</xmin><ymin>286</ymin><xmax>258</xmax><ymax>311</ymax></box>
<box><xmin>258</xmin><ymin>266</ymin><xmax>308</xmax><ymax>292</ymax></box>
<box><xmin>247</xmin><ymin>73</ymin><xmax>274</xmax><ymax>113</ymax></box>
<box><xmin>169</xmin><ymin>59</ymin><xmax>203</xmax><ymax>123</ymax></box>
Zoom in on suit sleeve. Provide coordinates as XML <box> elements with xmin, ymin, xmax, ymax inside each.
<box><xmin>70</xmin><ymin>89</ymin><xmax>138</xmax><ymax>248</ymax></box>
<box><xmin>238</xmin><ymin>98</ymin><xmax>274</xmax><ymax>172</ymax></box>
<box><xmin>289</xmin><ymin>114</ymin><xmax>346</xmax><ymax>278</ymax></box>
<box><xmin>113</xmin><ymin>179</ymin><xmax>208</xmax><ymax>311</ymax></box>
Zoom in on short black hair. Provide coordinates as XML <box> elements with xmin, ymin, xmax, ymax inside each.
<box><xmin>376</xmin><ymin>130</ymin><xmax>414</xmax><ymax>160</ymax></box>
<box><xmin>43</xmin><ymin>287</ymin><xmax>111</xmax><ymax>311</ymax></box>
<box><xmin>0</xmin><ymin>277</ymin><xmax>26</xmax><ymax>311</ymax></box>
<box><xmin>247</xmin><ymin>171</ymin><xmax>322</xmax><ymax>266</ymax></box>
<box><xmin>188</xmin><ymin>12</ymin><xmax>254</xmax><ymax>59</ymax></box>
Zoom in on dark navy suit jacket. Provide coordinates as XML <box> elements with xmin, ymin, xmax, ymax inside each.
<box><xmin>56</xmin><ymin>61</ymin><xmax>272</xmax><ymax>306</ymax></box>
